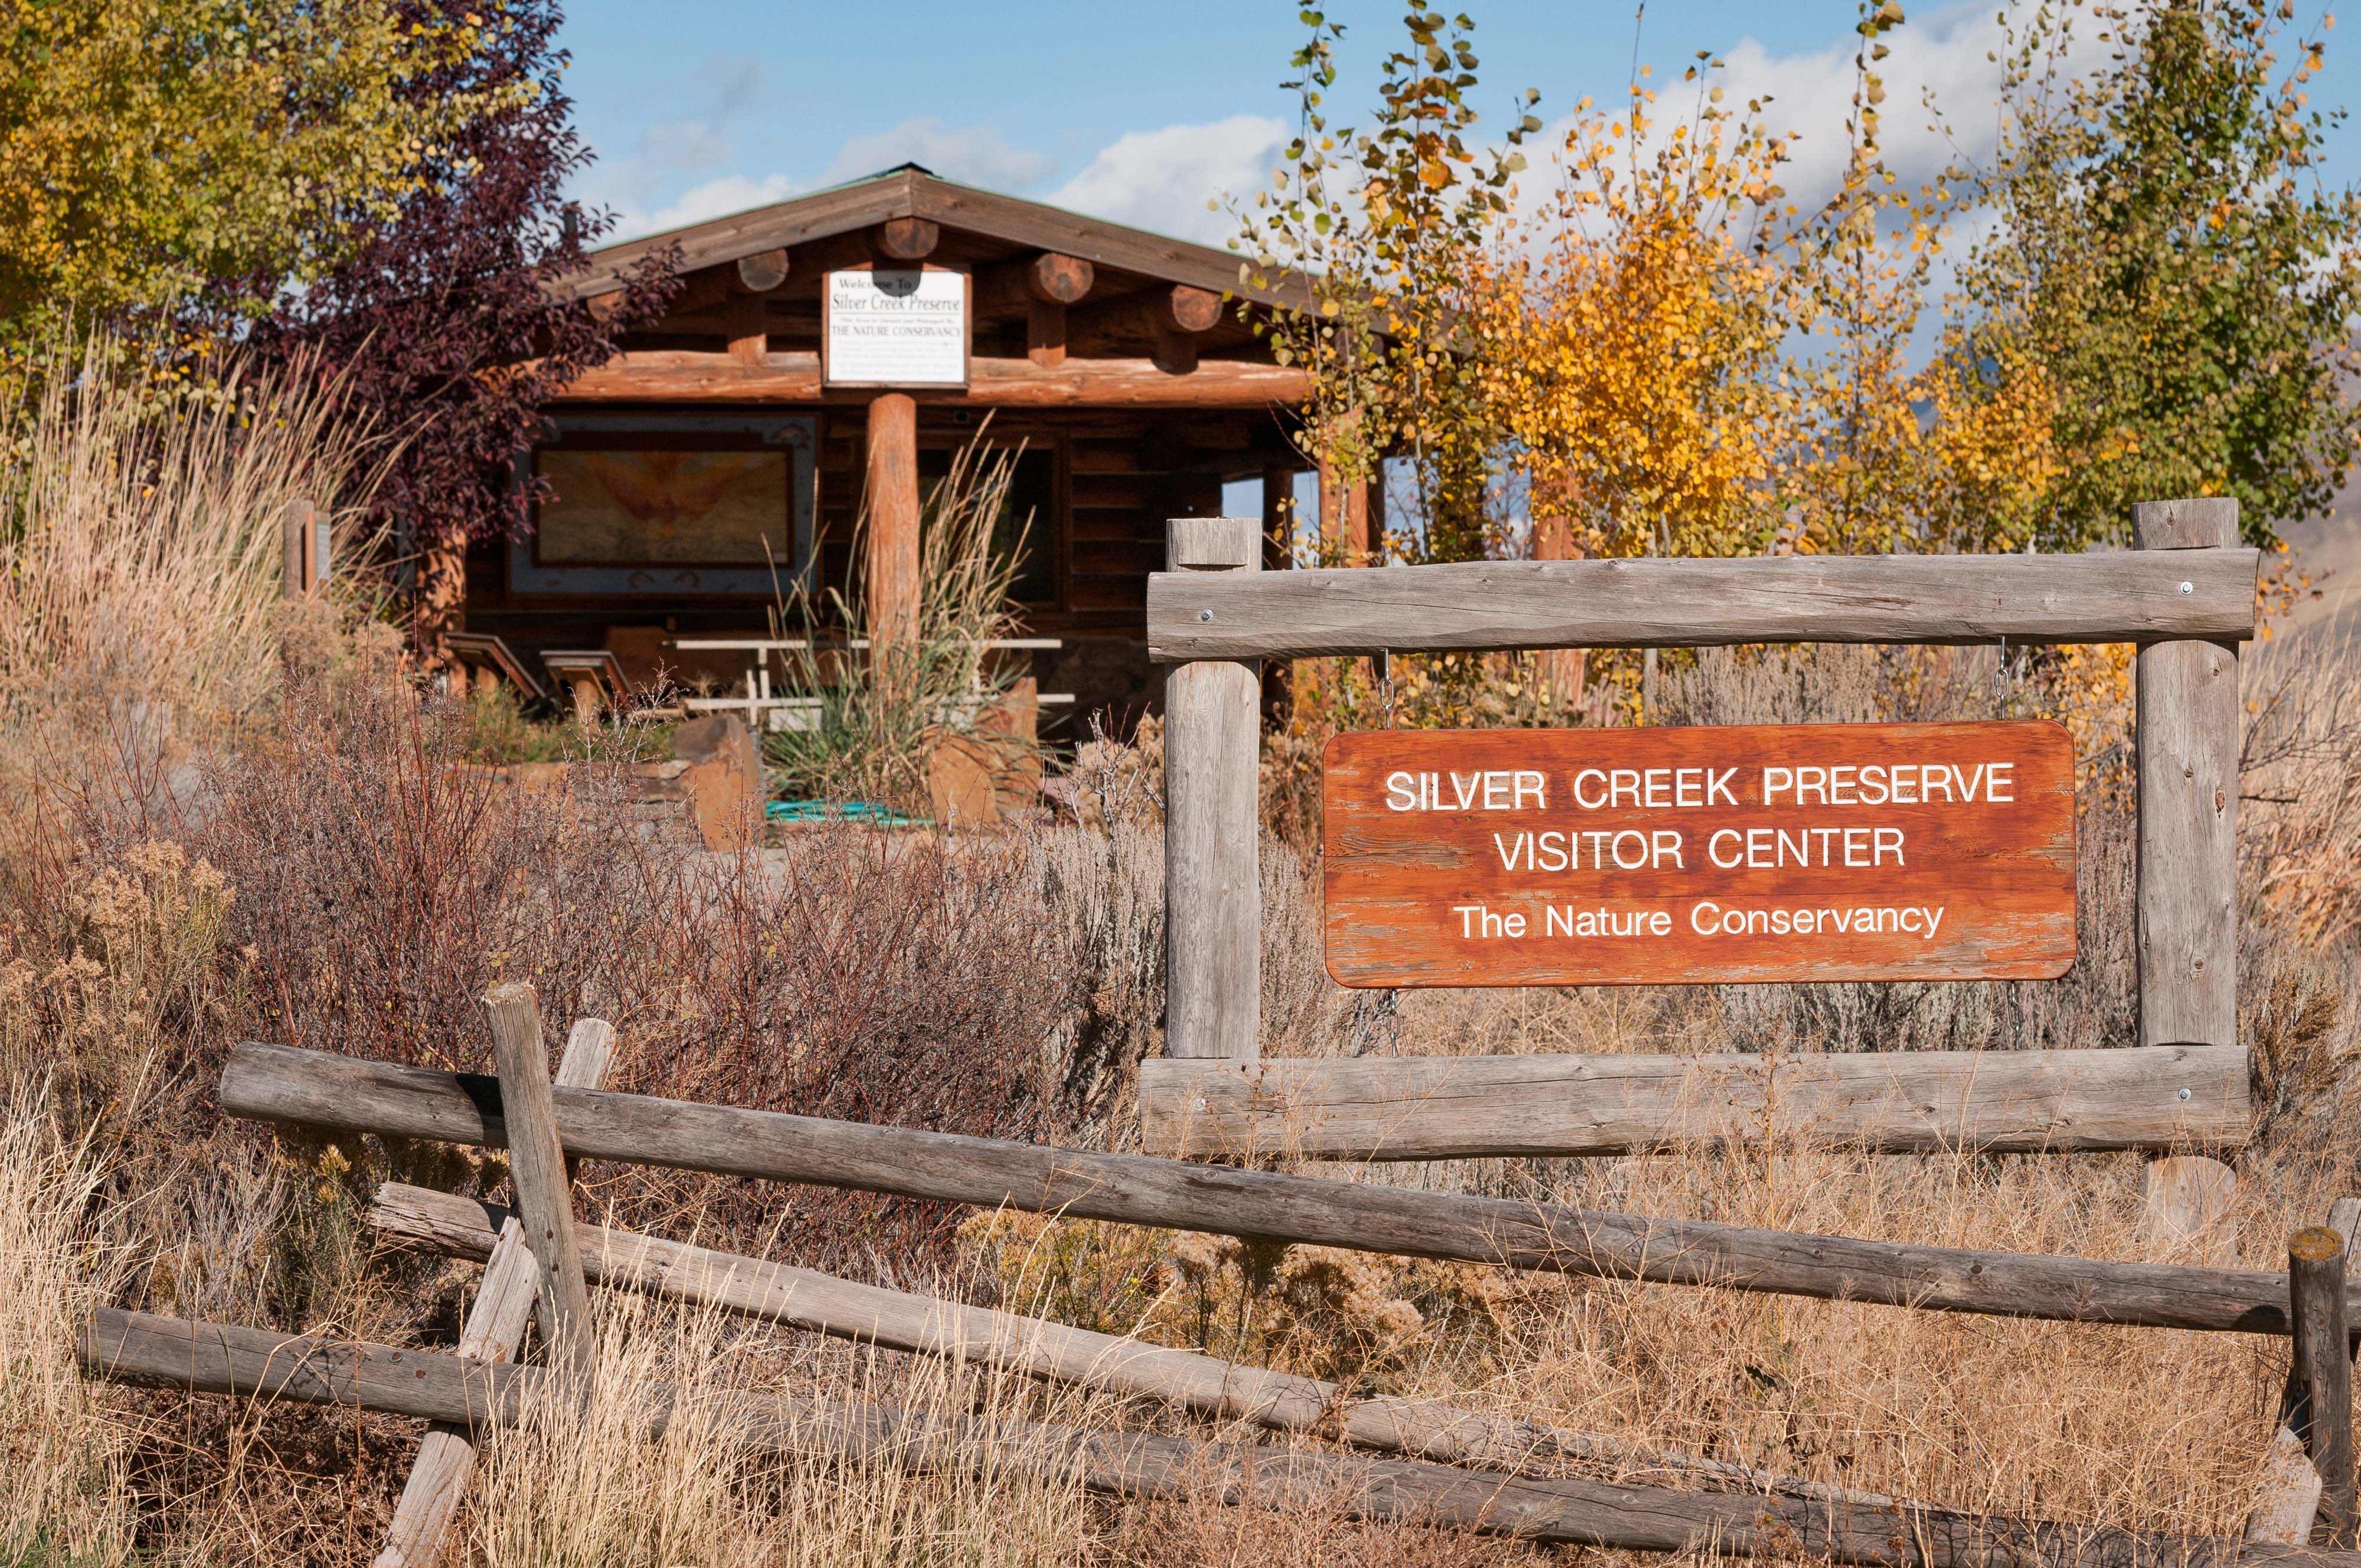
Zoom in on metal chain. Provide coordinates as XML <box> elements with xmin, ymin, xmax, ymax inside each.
<box><xmin>1375</xmin><ymin>649</ymin><xmax>1395</xmax><ymax>728</ymax></box>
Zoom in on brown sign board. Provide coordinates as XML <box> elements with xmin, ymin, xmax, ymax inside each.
<box><xmin>1323</xmin><ymin>721</ymin><xmax>2076</xmax><ymax>988</ymax></box>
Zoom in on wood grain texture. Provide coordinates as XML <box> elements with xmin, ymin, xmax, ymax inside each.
<box><xmin>1324</xmin><ymin>722</ymin><xmax>2076</xmax><ymax>987</ymax></box>
<box><xmin>1147</xmin><ymin>550</ymin><xmax>2261</xmax><ymax>660</ymax></box>
<box><xmin>2144</xmin><ymin>1155</ymin><xmax>2241</xmax><ymax>1265</ymax></box>
<box><xmin>1137</xmin><ymin>1046</ymin><xmax>2249</xmax><ymax>1161</ymax></box>
<box><xmin>375</xmin><ymin>1021</ymin><xmax>615</xmax><ymax>1568</ymax></box>
<box><xmin>1163</xmin><ymin>518</ymin><xmax>1262</xmax><ymax>1061</ymax></box>
<box><xmin>875</xmin><ymin>217</ymin><xmax>938</xmax><ymax>260</ymax></box>
<box><xmin>221</xmin><ymin>1042</ymin><xmax>2349</xmax><ymax>1335</ymax></box>
<box><xmin>547</xmin><ymin>350</ymin><xmax>1309</xmax><ymax>407</ymax></box>
<box><xmin>2134</xmin><ymin>497</ymin><xmax>2244</xmax><ymax>552</ymax></box>
<box><xmin>83</xmin><ymin>1305</ymin><xmax>2360</xmax><ymax>1568</ymax></box>
<box><xmin>734</xmin><ymin>247</ymin><xmax>789</xmax><ymax>292</ymax></box>
<box><xmin>368</xmin><ymin>1181</ymin><xmax>1881</xmax><ymax>1503</ymax></box>
<box><xmin>480</xmin><ymin>985</ymin><xmax>594</xmax><ymax>1382</ymax></box>
<box><xmin>2294</xmin><ymin>1227</ymin><xmax>2357</xmax><ymax>1546</ymax></box>
<box><xmin>2134</xmin><ymin>501</ymin><xmax>2242</xmax><ymax>1049</ymax></box>
<box><xmin>865</xmin><ymin>393</ymin><xmax>921</xmax><ymax>654</ymax></box>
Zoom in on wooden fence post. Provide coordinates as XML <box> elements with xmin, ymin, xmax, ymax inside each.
<box><xmin>1163</xmin><ymin>516</ymin><xmax>1263</xmax><ymax>1062</ymax></box>
<box><xmin>480</xmin><ymin>984</ymin><xmax>596</xmax><ymax>1382</ymax></box>
<box><xmin>375</xmin><ymin>1017</ymin><xmax>614</xmax><ymax>1568</ymax></box>
<box><xmin>282</xmin><ymin>497</ymin><xmax>321</xmax><ymax>599</ymax></box>
<box><xmin>2131</xmin><ymin>498</ymin><xmax>2241</xmax><ymax>1050</ymax></box>
<box><xmin>2293</xmin><ymin>1226</ymin><xmax>2357</xmax><ymax>1546</ymax></box>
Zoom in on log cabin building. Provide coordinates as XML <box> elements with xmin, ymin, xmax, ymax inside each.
<box><xmin>459</xmin><ymin>162</ymin><xmax>1378</xmax><ymax>731</ymax></box>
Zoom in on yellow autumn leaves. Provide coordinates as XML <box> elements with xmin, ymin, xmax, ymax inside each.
<box><xmin>0</xmin><ymin>0</ymin><xmax>524</xmax><ymax>376</ymax></box>
<box><xmin>1245</xmin><ymin>6</ymin><xmax>2070</xmax><ymax>567</ymax></box>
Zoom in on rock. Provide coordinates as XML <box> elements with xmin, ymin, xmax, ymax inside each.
<box><xmin>672</xmin><ymin>713</ymin><xmax>763</xmax><ymax>850</ymax></box>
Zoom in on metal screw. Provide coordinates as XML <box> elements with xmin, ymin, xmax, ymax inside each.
<box><xmin>1199</xmin><ymin>609</ymin><xmax>1214</xmax><ymax>622</ymax></box>
<box><xmin>2178</xmin><ymin>1088</ymin><xmax>2193</xmax><ymax>1101</ymax></box>
<box><xmin>2179</xmin><ymin>581</ymin><xmax>2193</xmax><ymax>595</ymax></box>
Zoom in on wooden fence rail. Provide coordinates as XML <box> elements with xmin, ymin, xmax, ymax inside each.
<box><xmin>1137</xmin><ymin>1046</ymin><xmax>2248</xmax><ymax>1162</ymax></box>
<box><xmin>78</xmin><ymin>1307</ymin><xmax>2359</xmax><ymax>1568</ymax></box>
<box><xmin>224</xmin><ymin>1042</ymin><xmax>2346</xmax><ymax>1337</ymax></box>
<box><xmin>368</xmin><ymin>1180</ymin><xmax>1882</xmax><ymax>1504</ymax></box>
<box><xmin>1144</xmin><ymin>547</ymin><xmax>2260</xmax><ymax>662</ymax></box>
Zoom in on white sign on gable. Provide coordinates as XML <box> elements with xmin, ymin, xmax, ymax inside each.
<box><xmin>823</xmin><ymin>268</ymin><xmax>968</xmax><ymax>387</ymax></box>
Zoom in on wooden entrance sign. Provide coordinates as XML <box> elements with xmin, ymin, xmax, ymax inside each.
<box><xmin>1325</xmin><ymin>720</ymin><xmax>2075</xmax><ymax>988</ymax></box>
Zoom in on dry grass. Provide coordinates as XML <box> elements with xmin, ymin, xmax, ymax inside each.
<box><xmin>8</xmin><ymin>365</ymin><xmax>2361</xmax><ymax>1564</ymax></box>
<box><xmin>0</xmin><ymin>1090</ymin><xmax>136</xmax><ymax>1566</ymax></box>
<box><xmin>0</xmin><ymin>336</ymin><xmax>379</xmax><ymax>783</ymax></box>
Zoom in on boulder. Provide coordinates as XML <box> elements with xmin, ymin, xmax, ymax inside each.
<box><xmin>672</xmin><ymin>713</ymin><xmax>763</xmax><ymax>850</ymax></box>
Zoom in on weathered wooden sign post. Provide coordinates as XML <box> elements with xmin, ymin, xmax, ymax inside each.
<box><xmin>1145</xmin><ymin>502</ymin><xmax>2257</xmax><ymax>1159</ymax></box>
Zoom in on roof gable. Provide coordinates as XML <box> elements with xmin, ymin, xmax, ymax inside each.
<box><xmin>555</xmin><ymin>166</ymin><xmax>1310</xmax><ymax>310</ymax></box>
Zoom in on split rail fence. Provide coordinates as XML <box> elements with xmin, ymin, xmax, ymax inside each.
<box><xmin>68</xmin><ymin>1012</ymin><xmax>2361</xmax><ymax>1567</ymax></box>
<box><xmin>70</xmin><ymin>501</ymin><xmax>2361</xmax><ymax>1560</ymax></box>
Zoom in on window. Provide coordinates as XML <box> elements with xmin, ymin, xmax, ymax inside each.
<box><xmin>917</xmin><ymin>442</ymin><xmax>1059</xmax><ymax>606</ymax></box>
<box><xmin>510</xmin><ymin>413</ymin><xmax>815</xmax><ymax>597</ymax></box>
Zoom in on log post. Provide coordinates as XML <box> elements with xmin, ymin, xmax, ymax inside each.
<box><xmin>724</xmin><ymin>290</ymin><xmax>767</xmax><ymax>366</ymax></box>
<box><xmin>864</xmin><ymin>392</ymin><xmax>921</xmax><ymax>670</ymax></box>
<box><xmin>1532</xmin><ymin>499</ymin><xmax>1585</xmax><ymax>712</ymax></box>
<box><xmin>480</xmin><ymin>984</ymin><xmax>596</xmax><ymax>1383</ymax></box>
<box><xmin>282</xmin><ymin>497</ymin><xmax>320</xmax><ymax>598</ymax></box>
<box><xmin>375</xmin><ymin>1018</ymin><xmax>615</xmax><ymax>1568</ymax></box>
<box><xmin>1260</xmin><ymin>466</ymin><xmax>1296</xmax><ymax>568</ymax></box>
<box><xmin>2294</xmin><ymin>1226</ymin><xmax>2358</xmax><ymax>1546</ymax></box>
<box><xmin>1315</xmin><ymin>452</ymin><xmax>1372</xmax><ymax>564</ymax></box>
<box><xmin>2133</xmin><ymin>497</ymin><xmax>2242</xmax><ymax>1049</ymax></box>
<box><xmin>1028</xmin><ymin>296</ymin><xmax>1067</xmax><ymax>368</ymax></box>
<box><xmin>2144</xmin><ymin>1154</ymin><xmax>2239</xmax><ymax>1264</ymax></box>
<box><xmin>1163</xmin><ymin>516</ymin><xmax>1263</xmax><ymax>1063</ymax></box>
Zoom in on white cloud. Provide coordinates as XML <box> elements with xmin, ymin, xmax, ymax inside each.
<box><xmin>640</xmin><ymin>172</ymin><xmax>802</xmax><ymax>234</ymax></box>
<box><xmin>1049</xmin><ymin>114</ymin><xmax>1289</xmax><ymax>243</ymax></box>
<box><xmin>819</xmin><ymin>117</ymin><xmax>1054</xmax><ymax>191</ymax></box>
<box><xmin>580</xmin><ymin>55</ymin><xmax>777</xmax><ymax>238</ymax></box>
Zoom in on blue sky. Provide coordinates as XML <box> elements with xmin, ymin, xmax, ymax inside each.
<box><xmin>555</xmin><ymin>0</ymin><xmax>2361</xmax><ymax>253</ymax></box>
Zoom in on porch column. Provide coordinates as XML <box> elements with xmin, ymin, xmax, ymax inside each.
<box><xmin>864</xmin><ymin>392</ymin><xmax>920</xmax><ymax>664</ymax></box>
<box><xmin>1315</xmin><ymin>453</ymin><xmax>1372</xmax><ymax>564</ymax></box>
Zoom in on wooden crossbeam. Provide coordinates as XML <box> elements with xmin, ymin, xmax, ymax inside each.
<box><xmin>1144</xmin><ymin>549</ymin><xmax>2262</xmax><ymax>660</ymax></box>
<box><xmin>1139</xmin><ymin>1047</ymin><xmax>2250</xmax><ymax>1161</ymax></box>
<box><xmin>368</xmin><ymin>1180</ymin><xmax>1886</xmax><ymax>1506</ymax></box>
<box><xmin>83</xmin><ymin>1306</ymin><xmax>2361</xmax><ymax>1568</ymax></box>
<box><xmin>221</xmin><ymin>1042</ymin><xmax>2347</xmax><ymax>1337</ymax></box>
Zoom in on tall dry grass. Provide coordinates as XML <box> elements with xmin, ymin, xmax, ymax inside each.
<box><xmin>766</xmin><ymin>428</ymin><xmax>1042</xmax><ymax>810</ymax></box>
<box><xmin>469</xmin><ymin>1289</ymin><xmax>1097</xmax><ymax>1568</ymax></box>
<box><xmin>0</xmin><ymin>1091</ymin><xmax>135</xmax><ymax>1565</ymax></box>
<box><xmin>0</xmin><ymin>337</ymin><xmax>379</xmax><ymax>775</ymax></box>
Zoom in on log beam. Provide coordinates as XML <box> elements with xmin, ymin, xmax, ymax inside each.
<box><xmin>221</xmin><ymin>1042</ymin><xmax>2341</xmax><ymax>1337</ymax></box>
<box><xmin>548</xmin><ymin>351</ymin><xmax>1309</xmax><ymax>409</ymax></box>
<box><xmin>1138</xmin><ymin>1046</ymin><xmax>2251</xmax><ymax>1162</ymax></box>
<box><xmin>84</xmin><ymin>1306</ymin><xmax>2360</xmax><ymax>1568</ymax></box>
<box><xmin>369</xmin><ymin>1181</ymin><xmax>1882</xmax><ymax>1504</ymax></box>
<box><xmin>735</xmin><ymin>247</ymin><xmax>789</xmax><ymax>293</ymax></box>
<box><xmin>973</xmin><ymin>252</ymin><xmax>1096</xmax><ymax>318</ymax></box>
<box><xmin>1147</xmin><ymin>549</ymin><xmax>2261</xmax><ymax>659</ymax></box>
<box><xmin>875</xmin><ymin>217</ymin><xmax>939</xmax><ymax>260</ymax></box>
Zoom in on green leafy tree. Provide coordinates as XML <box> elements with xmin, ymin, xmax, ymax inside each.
<box><xmin>0</xmin><ymin>0</ymin><xmax>517</xmax><ymax>374</ymax></box>
<box><xmin>1955</xmin><ymin>0</ymin><xmax>2361</xmax><ymax>546</ymax></box>
<box><xmin>1234</xmin><ymin>8</ymin><xmax>1540</xmax><ymax>562</ymax></box>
